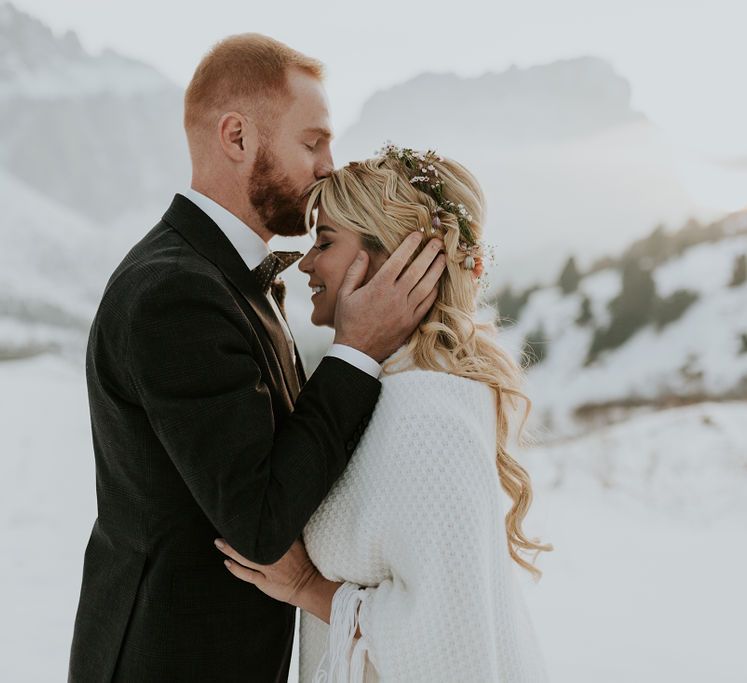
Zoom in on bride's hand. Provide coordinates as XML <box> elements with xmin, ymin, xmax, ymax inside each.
<box><xmin>214</xmin><ymin>537</ymin><xmax>318</xmax><ymax>607</ymax></box>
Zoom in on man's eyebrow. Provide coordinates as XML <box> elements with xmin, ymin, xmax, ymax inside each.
<box><xmin>303</xmin><ymin>127</ymin><xmax>334</xmax><ymax>140</ymax></box>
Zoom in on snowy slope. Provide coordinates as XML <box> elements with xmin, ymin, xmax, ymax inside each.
<box><xmin>0</xmin><ymin>170</ymin><xmax>105</xmax><ymax>357</ymax></box>
<box><xmin>2</xmin><ymin>355</ymin><xmax>745</xmax><ymax>682</ymax></box>
<box><xmin>0</xmin><ymin>167</ymin><xmax>177</xmax><ymax>359</ymax></box>
<box><xmin>517</xmin><ymin>400</ymin><xmax>747</xmax><ymax>683</ymax></box>
<box><xmin>497</xmin><ymin>231</ymin><xmax>747</xmax><ymax>437</ymax></box>
<box><xmin>522</xmin><ymin>401</ymin><xmax>747</xmax><ymax>522</ymax></box>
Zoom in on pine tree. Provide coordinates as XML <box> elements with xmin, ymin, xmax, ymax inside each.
<box><xmin>739</xmin><ymin>333</ymin><xmax>747</xmax><ymax>355</ymax></box>
<box><xmin>729</xmin><ymin>253</ymin><xmax>746</xmax><ymax>287</ymax></box>
<box><xmin>586</xmin><ymin>259</ymin><xmax>657</xmax><ymax>363</ymax></box>
<box><xmin>576</xmin><ymin>295</ymin><xmax>593</xmax><ymax>325</ymax></box>
<box><xmin>557</xmin><ymin>256</ymin><xmax>581</xmax><ymax>295</ymax></box>
<box><xmin>652</xmin><ymin>290</ymin><xmax>699</xmax><ymax>329</ymax></box>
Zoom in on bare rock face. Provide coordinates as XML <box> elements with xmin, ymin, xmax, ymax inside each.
<box><xmin>334</xmin><ymin>57</ymin><xmax>695</xmax><ymax>286</ymax></box>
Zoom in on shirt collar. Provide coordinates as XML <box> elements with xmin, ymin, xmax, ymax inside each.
<box><xmin>182</xmin><ymin>188</ymin><xmax>270</xmax><ymax>270</ymax></box>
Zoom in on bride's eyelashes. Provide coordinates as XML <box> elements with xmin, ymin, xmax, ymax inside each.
<box><xmin>313</xmin><ymin>241</ymin><xmax>331</xmax><ymax>252</ymax></box>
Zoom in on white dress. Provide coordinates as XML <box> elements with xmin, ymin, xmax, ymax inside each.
<box><xmin>299</xmin><ymin>349</ymin><xmax>548</xmax><ymax>682</ymax></box>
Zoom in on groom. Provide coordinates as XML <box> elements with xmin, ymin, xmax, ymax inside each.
<box><xmin>68</xmin><ymin>34</ymin><xmax>444</xmax><ymax>682</ymax></box>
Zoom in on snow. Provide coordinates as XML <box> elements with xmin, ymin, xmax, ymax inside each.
<box><xmin>518</xmin><ymin>401</ymin><xmax>747</xmax><ymax>683</ymax></box>
<box><xmin>0</xmin><ymin>6</ymin><xmax>744</xmax><ymax>679</ymax></box>
<box><xmin>0</xmin><ymin>170</ymin><xmax>105</xmax><ymax>356</ymax></box>
<box><xmin>1</xmin><ymin>355</ymin><xmax>95</xmax><ymax>682</ymax></box>
<box><xmin>498</xmin><ymin>234</ymin><xmax>747</xmax><ymax>437</ymax></box>
<box><xmin>521</xmin><ymin>476</ymin><xmax>747</xmax><ymax>682</ymax></box>
<box><xmin>2</xmin><ymin>355</ymin><xmax>746</xmax><ymax>682</ymax></box>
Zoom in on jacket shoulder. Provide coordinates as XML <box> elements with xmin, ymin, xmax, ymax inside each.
<box><xmin>101</xmin><ymin>221</ymin><xmax>231</xmax><ymax>309</ymax></box>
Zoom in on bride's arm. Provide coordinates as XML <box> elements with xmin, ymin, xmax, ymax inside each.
<box><xmin>309</xmin><ymin>399</ymin><xmax>506</xmax><ymax>682</ymax></box>
<box><xmin>214</xmin><ymin>536</ymin><xmax>362</xmax><ymax>636</ymax></box>
<box><xmin>296</xmin><ymin>574</ymin><xmax>352</xmax><ymax>632</ymax></box>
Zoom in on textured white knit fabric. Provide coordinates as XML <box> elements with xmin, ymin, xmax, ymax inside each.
<box><xmin>299</xmin><ymin>348</ymin><xmax>548</xmax><ymax>682</ymax></box>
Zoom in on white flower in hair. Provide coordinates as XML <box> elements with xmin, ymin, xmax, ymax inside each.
<box><xmin>374</xmin><ymin>141</ymin><xmax>484</xmax><ymax>270</ymax></box>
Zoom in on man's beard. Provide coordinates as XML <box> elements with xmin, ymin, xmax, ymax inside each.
<box><xmin>248</xmin><ymin>145</ymin><xmax>309</xmax><ymax>237</ymax></box>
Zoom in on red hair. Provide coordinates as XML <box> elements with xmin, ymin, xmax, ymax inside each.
<box><xmin>184</xmin><ymin>33</ymin><xmax>324</xmax><ymax>140</ymax></box>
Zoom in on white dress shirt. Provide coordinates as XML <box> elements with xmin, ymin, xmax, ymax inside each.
<box><xmin>181</xmin><ymin>189</ymin><xmax>381</xmax><ymax>379</ymax></box>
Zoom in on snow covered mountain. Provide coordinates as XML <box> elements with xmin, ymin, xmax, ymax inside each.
<box><xmin>0</xmin><ymin>2</ymin><xmax>189</xmax><ymax>222</ymax></box>
<box><xmin>495</xmin><ymin>212</ymin><xmax>747</xmax><ymax>437</ymax></box>
<box><xmin>0</xmin><ymin>2</ymin><xmax>170</xmax><ymax>98</ymax></box>
<box><xmin>0</xmin><ymin>2</ymin><xmax>742</xmax><ymax>428</ymax></box>
<box><xmin>333</xmin><ymin>58</ymin><xmax>698</xmax><ymax>287</ymax></box>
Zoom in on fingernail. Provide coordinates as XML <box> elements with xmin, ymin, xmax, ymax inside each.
<box><xmin>224</xmin><ymin>559</ymin><xmax>232</xmax><ymax>568</ymax></box>
<box><xmin>356</xmin><ymin>252</ymin><xmax>365</xmax><ymax>261</ymax></box>
<box><xmin>214</xmin><ymin>539</ymin><xmax>225</xmax><ymax>550</ymax></box>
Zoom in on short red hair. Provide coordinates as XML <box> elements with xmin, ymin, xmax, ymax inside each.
<box><xmin>184</xmin><ymin>33</ymin><xmax>324</xmax><ymax>139</ymax></box>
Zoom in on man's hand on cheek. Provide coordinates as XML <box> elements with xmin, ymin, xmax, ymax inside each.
<box><xmin>333</xmin><ymin>233</ymin><xmax>446</xmax><ymax>362</ymax></box>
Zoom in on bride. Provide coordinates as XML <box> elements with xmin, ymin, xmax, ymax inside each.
<box><xmin>215</xmin><ymin>143</ymin><xmax>552</xmax><ymax>682</ymax></box>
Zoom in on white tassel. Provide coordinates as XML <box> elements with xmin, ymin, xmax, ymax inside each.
<box><xmin>313</xmin><ymin>582</ymin><xmax>369</xmax><ymax>683</ymax></box>
<box><xmin>349</xmin><ymin>636</ymin><xmax>370</xmax><ymax>681</ymax></box>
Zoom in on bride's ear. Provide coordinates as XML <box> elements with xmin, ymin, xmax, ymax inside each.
<box><xmin>217</xmin><ymin>111</ymin><xmax>259</xmax><ymax>163</ymax></box>
<box><xmin>364</xmin><ymin>251</ymin><xmax>388</xmax><ymax>284</ymax></box>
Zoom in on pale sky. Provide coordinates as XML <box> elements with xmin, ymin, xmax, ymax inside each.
<box><xmin>11</xmin><ymin>0</ymin><xmax>747</xmax><ymax>160</ymax></box>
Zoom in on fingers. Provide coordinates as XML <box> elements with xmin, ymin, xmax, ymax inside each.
<box><xmin>223</xmin><ymin>558</ymin><xmax>263</xmax><ymax>584</ymax></box>
<box><xmin>407</xmin><ymin>253</ymin><xmax>446</xmax><ymax>309</ymax></box>
<box><xmin>337</xmin><ymin>251</ymin><xmax>370</xmax><ymax>299</ymax></box>
<box><xmin>412</xmin><ymin>283</ymin><xmax>440</xmax><ymax>321</ymax></box>
<box><xmin>214</xmin><ymin>538</ymin><xmax>261</xmax><ymax>570</ymax></box>
<box><xmin>396</xmin><ymin>238</ymin><xmax>444</xmax><ymax>294</ymax></box>
<box><xmin>215</xmin><ymin>538</ymin><xmax>266</xmax><ymax>584</ymax></box>
<box><xmin>373</xmin><ymin>232</ymin><xmax>424</xmax><ymax>284</ymax></box>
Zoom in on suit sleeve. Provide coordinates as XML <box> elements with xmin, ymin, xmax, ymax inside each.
<box><xmin>126</xmin><ymin>269</ymin><xmax>381</xmax><ymax>564</ymax></box>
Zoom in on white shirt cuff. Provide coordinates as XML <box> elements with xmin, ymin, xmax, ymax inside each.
<box><xmin>325</xmin><ymin>344</ymin><xmax>381</xmax><ymax>379</ymax></box>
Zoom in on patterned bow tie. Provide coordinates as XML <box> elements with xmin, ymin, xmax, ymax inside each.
<box><xmin>252</xmin><ymin>251</ymin><xmax>303</xmax><ymax>293</ymax></box>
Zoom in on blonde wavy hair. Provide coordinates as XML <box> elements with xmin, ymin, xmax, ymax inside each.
<box><xmin>304</xmin><ymin>152</ymin><xmax>552</xmax><ymax>578</ymax></box>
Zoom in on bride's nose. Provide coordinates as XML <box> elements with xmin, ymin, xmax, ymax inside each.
<box><xmin>298</xmin><ymin>249</ymin><xmax>314</xmax><ymax>274</ymax></box>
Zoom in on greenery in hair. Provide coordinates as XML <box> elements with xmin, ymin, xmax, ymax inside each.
<box><xmin>375</xmin><ymin>141</ymin><xmax>477</xmax><ymax>246</ymax></box>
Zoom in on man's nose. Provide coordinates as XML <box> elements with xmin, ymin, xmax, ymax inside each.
<box><xmin>315</xmin><ymin>163</ymin><xmax>333</xmax><ymax>180</ymax></box>
<box><xmin>315</xmin><ymin>150</ymin><xmax>334</xmax><ymax>179</ymax></box>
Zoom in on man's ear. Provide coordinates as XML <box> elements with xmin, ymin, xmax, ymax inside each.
<box><xmin>217</xmin><ymin>111</ymin><xmax>259</xmax><ymax>163</ymax></box>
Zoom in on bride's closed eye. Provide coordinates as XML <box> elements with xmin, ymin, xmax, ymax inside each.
<box><xmin>314</xmin><ymin>242</ymin><xmax>331</xmax><ymax>251</ymax></box>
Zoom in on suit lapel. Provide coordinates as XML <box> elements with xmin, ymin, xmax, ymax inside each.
<box><xmin>162</xmin><ymin>194</ymin><xmax>301</xmax><ymax>400</ymax></box>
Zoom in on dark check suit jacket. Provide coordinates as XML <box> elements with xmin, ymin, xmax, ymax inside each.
<box><xmin>68</xmin><ymin>194</ymin><xmax>381</xmax><ymax>682</ymax></box>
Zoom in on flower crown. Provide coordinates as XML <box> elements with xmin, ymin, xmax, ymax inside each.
<box><xmin>375</xmin><ymin>141</ymin><xmax>481</xmax><ymax>272</ymax></box>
